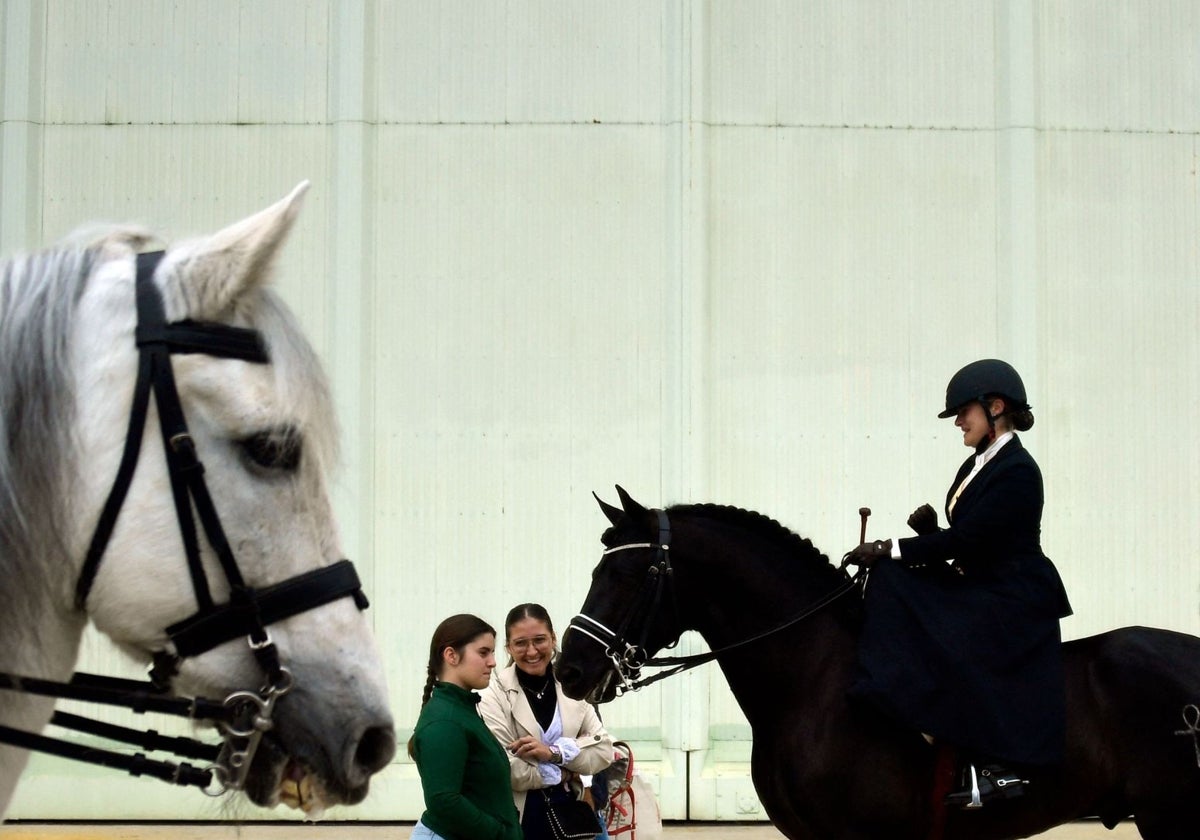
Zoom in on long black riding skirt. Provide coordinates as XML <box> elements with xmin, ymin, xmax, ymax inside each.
<box><xmin>850</xmin><ymin>557</ymin><xmax>1067</xmax><ymax>767</ymax></box>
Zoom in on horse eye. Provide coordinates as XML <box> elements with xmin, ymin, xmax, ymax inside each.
<box><xmin>239</xmin><ymin>430</ymin><xmax>302</xmax><ymax>471</ymax></box>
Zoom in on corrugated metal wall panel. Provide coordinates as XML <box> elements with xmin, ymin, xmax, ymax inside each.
<box><xmin>704</xmin><ymin>0</ymin><xmax>996</xmax><ymax>128</ymax></box>
<box><xmin>375</xmin><ymin>2</ymin><xmax>666</xmax><ymax>124</ymax></box>
<box><xmin>44</xmin><ymin>0</ymin><xmax>331</xmax><ymax>125</ymax></box>
<box><xmin>1041</xmin><ymin>1</ymin><xmax>1200</xmax><ymax>132</ymax></box>
<box><xmin>1040</xmin><ymin>128</ymin><xmax>1200</xmax><ymax>635</ymax></box>
<box><xmin>2</xmin><ymin>0</ymin><xmax>1199</xmax><ymax>824</ymax></box>
<box><xmin>371</xmin><ymin>121</ymin><xmax>681</xmax><ymax>816</ymax></box>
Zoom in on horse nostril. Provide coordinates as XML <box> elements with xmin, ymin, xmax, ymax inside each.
<box><xmin>354</xmin><ymin>724</ymin><xmax>397</xmax><ymax>777</ymax></box>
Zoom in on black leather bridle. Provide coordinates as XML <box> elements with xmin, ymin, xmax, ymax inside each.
<box><xmin>567</xmin><ymin>509</ymin><xmax>863</xmax><ymax>696</ymax></box>
<box><xmin>0</xmin><ymin>251</ymin><xmax>370</xmax><ymax>794</ymax></box>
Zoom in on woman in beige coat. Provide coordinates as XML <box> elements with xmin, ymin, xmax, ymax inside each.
<box><xmin>479</xmin><ymin>603</ymin><xmax>614</xmax><ymax>839</ymax></box>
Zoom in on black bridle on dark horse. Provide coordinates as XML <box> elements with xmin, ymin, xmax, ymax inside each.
<box><xmin>0</xmin><ymin>251</ymin><xmax>369</xmax><ymax>794</ymax></box>
<box><xmin>567</xmin><ymin>508</ymin><xmax>864</xmax><ymax>695</ymax></box>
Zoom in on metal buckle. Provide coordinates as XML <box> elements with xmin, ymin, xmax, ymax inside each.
<box><xmin>214</xmin><ymin>667</ymin><xmax>293</xmax><ymax>790</ymax></box>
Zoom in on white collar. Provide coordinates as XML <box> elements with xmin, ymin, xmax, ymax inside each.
<box><xmin>975</xmin><ymin>430</ymin><xmax>1014</xmax><ymax>468</ymax></box>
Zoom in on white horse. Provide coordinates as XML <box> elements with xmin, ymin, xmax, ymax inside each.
<box><xmin>0</xmin><ymin>184</ymin><xmax>394</xmax><ymax>819</ymax></box>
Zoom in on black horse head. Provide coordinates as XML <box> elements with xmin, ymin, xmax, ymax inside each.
<box><xmin>558</xmin><ymin>486</ymin><xmax>685</xmax><ymax>703</ymax></box>
<box><xmin>559</xmin><ymin>486</ymin><xmax>848</xmax><ymax>706</ymax></box>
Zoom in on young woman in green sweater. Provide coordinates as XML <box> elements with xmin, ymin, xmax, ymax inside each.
<box><xmin>408</xmin><ymin>614</ymin><xmax>524</xmax><ymax>840</ymax></box>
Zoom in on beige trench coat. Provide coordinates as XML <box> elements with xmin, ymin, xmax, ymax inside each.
<box><xmin>478</xmin><ymin>664</ymin><xmax>615</xmax><ymax>820</ymax></box>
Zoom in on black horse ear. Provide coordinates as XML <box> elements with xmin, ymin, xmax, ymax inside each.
<box><xmin>594</xmin><ymin>491</ymin><xmax>623</xmax><ymax>526</ymax></box>
<box><xmin>614</xmin><ymin>485</ymin><xmax>648</xmax><ymax>519</ymax></box>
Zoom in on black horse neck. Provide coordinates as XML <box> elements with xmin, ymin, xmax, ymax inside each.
<box><xmin>667</xmin><ymin>507</ymin><xmax>858</xmax><ymax>725</ymax></box>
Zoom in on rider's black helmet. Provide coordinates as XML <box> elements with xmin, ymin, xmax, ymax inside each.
<box><xmin>937</xmin><ymin>359</ymin><xmax>1030</xmax><ymax>419</ymax></box>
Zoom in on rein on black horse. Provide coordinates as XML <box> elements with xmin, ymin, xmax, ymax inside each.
<box><xmin>0</xmin><ymin>251</ymin><xmax>369</xmax><ymax>794</ymax></box>
<box><xmin>568</xmin><ymin>508</ymin><xmax>865</xmax><ymax>695</ymax></box>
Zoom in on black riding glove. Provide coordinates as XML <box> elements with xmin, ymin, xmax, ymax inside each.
<box><xmin>846</xmin><ymin>539</ymin><xmax>892</xmax><ymax>568</ymax></box>
<box><xmin>907</xmin><ymin>503</ymin><xmax>938</xmax><ymax>535</ymax></box>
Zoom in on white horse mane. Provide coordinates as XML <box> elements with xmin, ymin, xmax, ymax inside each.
<box><xmin>0</xmin><ymin>243</ymin><xmax>98</xmax><ymax>648</ymax></box>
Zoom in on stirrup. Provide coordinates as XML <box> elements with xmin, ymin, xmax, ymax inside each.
<box><xmin>944</xmin><ymin>763</ymin><xmax>1028</xmax><ymax>809</ymax></box>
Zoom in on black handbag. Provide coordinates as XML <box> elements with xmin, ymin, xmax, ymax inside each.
<box><xmin>543</xmin><ymin>789</ymin><xmax>601</xmax><ymax>840</ymax></box>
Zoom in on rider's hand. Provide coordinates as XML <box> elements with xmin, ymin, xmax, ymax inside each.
<box><xmin>846</xmin><ymin>539</ymin><xmax>892</xmax><ymax>568</ymax></box>
<box><xmin>907</xmin><ymin>503</ymin><xmax>938</xmax><ymax>535</ymax></box>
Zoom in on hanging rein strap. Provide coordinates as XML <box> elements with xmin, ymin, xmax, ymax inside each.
<box><xmin>631</xmin><ymin>570</ymin><xmax>861</xmax><ymax>691</ymax></box>
<box><xmin>0</xmin><ymin>671</ymin><xmax>230</xmax><ymax>790</ymax></box>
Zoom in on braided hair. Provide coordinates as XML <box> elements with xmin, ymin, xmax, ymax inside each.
<box><xmin>407</xmin><ymin>613</ymin><xmax>496</xmax><ymax>759</ymax></box>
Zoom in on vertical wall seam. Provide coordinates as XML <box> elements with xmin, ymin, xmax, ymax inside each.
<box><xmin>993</xmin><ymin>0</ymin><xmax>1040</xmax><ymax>392</ymax></box>
<box><xmin>0</xmin><ymin>0</ymin><xmax>46</xmax><ymax>252</ymax></box>
<box><xmin>327</xmin><ymin>0</ymin><xmax>378</xmax><ymax>596</ymax></box>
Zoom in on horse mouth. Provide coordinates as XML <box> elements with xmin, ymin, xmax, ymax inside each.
<box><xmin>243</xmin><ymin>734</ymin><xmax>374</xmax><ymax>817</ymax></box>
<box><xmin>277</xmin><ymin>758</ymin><xmax>328</xmax><ymax>819</ymax></box>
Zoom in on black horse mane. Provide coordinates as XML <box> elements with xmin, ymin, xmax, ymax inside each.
<box><xmin>666</xmin><ymin>502</ymin><xmax>834</xmax><ymax>571</ymax></box>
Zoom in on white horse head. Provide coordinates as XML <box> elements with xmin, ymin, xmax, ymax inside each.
<box><xmin>0</xmin><ymin>184</ymin><xmax>394</xmax><ymax>818</ymax></box>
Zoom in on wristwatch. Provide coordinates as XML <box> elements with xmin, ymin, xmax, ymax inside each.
<box><xmin>548</xmin><ymin>745</ymin><xmax>563</xmax><ymax>765</ymax></box>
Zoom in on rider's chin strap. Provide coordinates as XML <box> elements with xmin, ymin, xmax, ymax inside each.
<box><xmin>977</xmin><ymin>395</ymin><xmax>1005</xmax><ymax>446</ymax></box>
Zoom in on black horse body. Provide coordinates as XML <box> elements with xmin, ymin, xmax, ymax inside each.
<box><xmin>558</xmin><ymin>490</ymin><xmax>1200</xmax><ymax>840</ymax></box>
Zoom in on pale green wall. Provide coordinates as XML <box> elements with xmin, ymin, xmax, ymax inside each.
<box><xmin>3</xmin><ymin>0</ymin><xmax>1199</xmax><ymax>822</ymax></box>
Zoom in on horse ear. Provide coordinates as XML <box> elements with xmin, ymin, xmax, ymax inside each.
<box><xmin>594</xmin><ymin>491</ymin><xmax>623</xmax><ymax>526</ymax></box>
<box><xmin>160</xmin><ymin>181</ymin><xmax>309</xmax><ymax>320</ymax></box>
<box><xmin>614</xmin><ymin>485</ymin><xmax>647</xmax><ymax>519</ymax></box>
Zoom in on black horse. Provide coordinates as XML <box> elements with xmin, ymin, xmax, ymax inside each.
<box><xmin>557</xmin><ymin>487</ymin><xmax>1200</xmax><ymax>840</ymax></box>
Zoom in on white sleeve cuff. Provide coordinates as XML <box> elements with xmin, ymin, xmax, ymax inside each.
<box><xmin>554</xmin><ymin>737</ymin><xmax>581</xmax><ymax>763</ymax></box>
<box><xmin>538</xmin><ymin>762</ymin><xmax>563</xmax><ymax>786</ymax></box>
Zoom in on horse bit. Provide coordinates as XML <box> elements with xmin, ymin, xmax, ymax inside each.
<box><xmin>567</xmin><ymin>508</ymin><xmax>864</xmax><ymax>695</ymax></box>
<box><xmin>0</xmin><ymin>251</ymin><xmax>370</xmax><ymax>795</ymax></box>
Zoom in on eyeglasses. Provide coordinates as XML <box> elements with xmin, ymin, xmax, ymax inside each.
<box><xmin>509</xmin><ymin>635</ymin><xmax>552</xmax><ymax>652</ymax></box>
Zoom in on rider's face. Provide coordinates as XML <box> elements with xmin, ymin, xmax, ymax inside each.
<box><xmin>955</xmin><ymin>402</ymin><xmax>992</xmax><ymax>449</ymax></box>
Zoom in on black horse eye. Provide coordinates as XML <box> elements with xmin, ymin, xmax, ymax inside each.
<box><xmin>239</xmin><ymin>430</ymin><xmax>302</xmax><ymax>471</ymax></box>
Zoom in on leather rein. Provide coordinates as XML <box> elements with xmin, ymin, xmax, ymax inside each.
<box><xmin>567</xmin><ymin>509</ymin><xmax>864</xmax><ymax>695</ymax></box>
<box><xmin>0</xmin><ymin>251</ymin><xmax>369</xmax><ymax>795</ymax></box>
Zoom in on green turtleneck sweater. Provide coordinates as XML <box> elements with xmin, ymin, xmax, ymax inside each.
<box><xmin>411</xmin><ymin>682</ymin><xmax>523</xmax><ymax>840</ymax></box>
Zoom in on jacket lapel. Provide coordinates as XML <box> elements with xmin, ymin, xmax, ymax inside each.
<box><xmin>947</xmin><ymin>435</ymin><xmax>1024</xmax><ymax>520</ymax></box>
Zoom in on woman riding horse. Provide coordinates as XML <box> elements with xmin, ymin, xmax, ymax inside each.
<box><xmin>847</xmin><ymin>359</ymin><xmax>1073</xmax><ymax>808</ymax></box>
